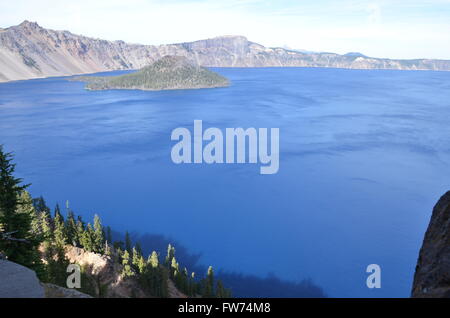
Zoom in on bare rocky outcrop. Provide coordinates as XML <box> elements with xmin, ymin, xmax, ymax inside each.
<box><xmin>64</xmin><ymin>245</ymin><xmax>186</xmax><ymax>298</ymax></box>
<box><xmin>0</xmin><ymin>259</ymin><xmax>91</xmax><ymax>298</ymax></box>
<box><xmin>42</xmin><ymin>283</ymin><xmax>92</xmax><ymax>298</ymax></box>
<box><xmin>412</xmin><ymin>191</ymin><xmax>450</xmax><ymax>298</ymax></box>
<box><xmin>0</xmin><ymin>259</ymin><xmax>45</xmax><ymax>298</ymax></box>
<box><xmin>168</xmin><ymin>279</ymin><xmax>188</xmax><ymax>298</ymax></box>
<box><xmin>1</xmin><ymin>20</ymin><xmax>450</xmax><ymax>82</ymax></box>
<box><xmin>64</xmin><ymin>245</ymin><xmax>149</xmax><ymax>298</ymax></box>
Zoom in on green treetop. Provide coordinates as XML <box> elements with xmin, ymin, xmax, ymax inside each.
<box><xmin>53</xmin><ymin>210</ymin><xmax>67</xmax><ymax>247</ymax></box>
<box><xmin>0</xmin><ymin>146</ymin><xmax>43</xmax><ymax>275</ymax></box>
<box><xmin>121</xmin><ymin>250</ymin><xmax>134</xmax><ymax>277</ymax></box>
<box><xmin>165</xmin><ymin>243</ymin><xmax>175</xmax><ymax>266</ymax></box>
<box><xmin>148</xmin><ymin>251</ymin><xmax>159</xmax><ymax>268</ymax></box>
<box><xmin>93</xmin><ymin>214</ymin><xmax>104</xmax><ymax>253</ymax></box>
<box><xmin>202</xmin><ymin>266</ymin><xmax>215</xmax><ymax>297</ymax></box>
<box><xmin>66</xmin><ymin>210</ymin><xmax>78</xmax><ymax>246</ymax></box>
<box><xmin>125</xmin><ymin>231</ymin><xmax>132</xmax><ymax>253</ymax></box>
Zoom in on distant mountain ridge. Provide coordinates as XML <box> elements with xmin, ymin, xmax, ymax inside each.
<box><xmin>1</xmin><ymin>20</ymin><xmax>450</xmax><ymax>82</ymax></box>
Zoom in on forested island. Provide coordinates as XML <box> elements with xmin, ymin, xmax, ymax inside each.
<box><xmin>73</xmin><ymin>56</ymin><xmax>229</xmax><ymax>91</ymax></box>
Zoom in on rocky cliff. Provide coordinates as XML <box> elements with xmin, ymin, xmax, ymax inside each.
<box><xmin>0</xmin><ymin>259</ymin><xmax>90</xmax><ymax>298</ymax></box>
<box><xmin>63</xmin><ymin>245</ymin><xmax>147</xmax><ymax>298</ymax></box>
<box><xmin>1</xmin><ymin>20</ymin><xmax>450</xmax><ymax>82</ymax></box>
<box><xmin>412</xmin><ymin>191</ymin><xmax>450</xmax><ymax>298</ymax></box>
<box><xmin>0</xmin><ymin>245</ymin><xmax>186</xmax><ymax>298</ymax></box>
<box><xmin>0</xmin><ymin>259</ymin><xmax>45</xmax><ymax>297</ymax></box>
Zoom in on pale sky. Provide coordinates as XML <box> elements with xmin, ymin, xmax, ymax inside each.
<box><xmin>1</xmin><ymin>0</ymin><xmax>450</xmax><ymax>59</ymax></box>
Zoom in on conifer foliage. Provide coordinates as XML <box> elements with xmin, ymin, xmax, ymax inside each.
<box><xmin>0</xmin><ymin>146</ymin><xmax>43</xmax><ymax>277</ymax></box>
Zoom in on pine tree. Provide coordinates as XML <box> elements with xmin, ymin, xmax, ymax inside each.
<box><xmin>171</xmin><ymin>256</ymin><xmax>179</xmax><ymax>274</ymax></box>
<box><xmin>121</xmin><ymin>250</ymin><xmax>134</xmax><ymax>277</ymax></box>
<box><xmin>160</xmin><ymin>267</ymin><xmax>169</xmax><ymax>297</ymax></box>
<box><xmin>105</xmin><ymin>226</ymin><xmax>112</xmax><ymax>244</ymax></box>
<box><xmin>148</xmin><ymin>251</ymin><xmax>159</xmax><ymax>268</ymax></box>
<box><xmin>54</xmin><ymin>203</ymin><xmax>62</xmax><ymax>219</ymax></box>
<box><xmin>137</xmin><ymin>256</ymin><xmax>146</xmax><ymax>274</ymax></box>
<box><xmin>135</xmin><ymin>242</ymin><xmax>142</xmax><ymax>256</ymax></box>
<box><xmin>17</xmin><ymin>191</ymin><xmax>40</xmax><ymax>236</ymax></box>
<box><xmin>44</xmin><ymin>243</ymin><xmax>70</xmax><ymax>286</ymax></box>
<box><xmin>75</xmin><ymin>216</ymin><xmax>85</xmax><ymax>247</ymax></box>
<box><xmin>0</xmin><ymin>146</ymin><xmax>43</xmax><ymax>276</ymax></box>
<box><xmin>216</xmin><ymin>280</ymin><xmax>231</xmax><ymax>298</ymax></box>
<box><xmin>66</xmin><ymin>210</ymin><xmax>77</xmax><ymax>246</ymax></box>
<box><xmin>124</xmin><ymin>231</ymin><xmax>132</xmax><ymax>253</ymax></box>
<box><xmin>207</xmin><ymin>266</ymin><xmax>214</xmax><ymax>287</ymax></box>
<box><xmin>141</xmin><ymin>251</ymin><xmax>168</xmax><ymax>297</ymax></box>
<box><xmin>33</xmin><ymin>196</ymin><xmax>50</xmax><ymax>216</ymax></box>
<box><xmin>113</xmin><ymin>241</ymin><xmax>124</xmax><ymax>251</ymax></box>
<box><xmin>202</xmin><ymin>266</ymin><xmax>215</xmax><ymax>297</ymax></box>
<box><xmin>189</xmin><ymin>272</ymin><xmax>197</xmax><ymax>297</ymax></box>
<box><xmin>104</xmin><ymin>241</ymin><xmax>111</xmax><ymax>256</ymax></box>
<box><xmin>179</xmin><ymin>267</ymin><xmax>189</xmax><ymax>294</ymax></box>
<box><xmin>38</xmin><ymin>203</ymin><xmax>72</xmax><ymax>287</ymax></box>
<box><xmin>39</xmin><ymin>208</ymin><xmax>53</xmax><ymax>244</ymax></box>
<box><xmin>81</xmin><ymin>223</ymin><xmax>95</xmax><ymax>252</ymax></box>
<box><xmin>54</xmin><ymin>210</ymin><xmax>67</xmax><ymax>247</ymax></box>
<box><xmin>93</xmin><ymin>214</ymin><xmax>104</xmax><ymax>253</ymax></box>
<box><xmin>115</xmin><ymin>247</ymin><xmax>123</xmax><ymax>263</ymax></box>
<box><xmin>132</xmin><ymin>246</ymin><xmax>141</xmax><ymax>269</ymax></box>
<box><xmin>165</xmin><ymin>243</ymin><xmax>175</xmax><ymax>266</ymax></box>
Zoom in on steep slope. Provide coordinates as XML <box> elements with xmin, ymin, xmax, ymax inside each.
<box><xmin>1</xmin><ymin>21</ymin><xmax>450</xmax><ymax>82</ymax></box>
<box><xmin>0</xmin><ymin>258</ymin><xmax>92</xmax><ymax>298</ymax></box>
<box><xmin>42</xmin><ymin>283</ymin><xmax>92</xmax><ymax>298</ymax></box>
<box><xmin>75</xmin><ymin>55</ymin><xmax>229</xmax><ymax>90</ymax></box>
<box><xmin>412</xmin><ymin>191</ymin><xmax>450</xmax><ymax>298</ymax></box>
<box><xmin>0</xmin><ymin>21</ymin><xmax>159</xmax><ymax>82</ymax></box>
<box><xmin>0</xmin><ymin>247</ymin><xmax>185</xmax><ymax>298</ymax></box>
<box><xmin>63</xmin><ymin>245</ymin><xmax>187</xmax><ymax>298</ymax></box>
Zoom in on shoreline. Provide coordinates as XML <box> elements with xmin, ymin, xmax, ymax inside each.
<box><xmin>2</xmin><ymin>65</ymin><xmax>450</xmax><ymax>84</ymax></box>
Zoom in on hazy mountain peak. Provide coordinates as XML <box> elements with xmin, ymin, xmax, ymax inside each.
<box><xmin>150</xmin><ymin>55</ymin><xmax>199</xmax><ymax>70</ymax></box>
<box><xmin>344</xmin><ymin>52</ymin><xmax>367</xmax><ymax>58</ymax></box>
<box><xmin>212</xmin><ymin>35</ymin><xmax>248</xmax><ymax>41</ymax></box>
<box><xmin>18</xmin><ymin>20</ymin><xmax>41</xmax><ymax>29</ymax></box>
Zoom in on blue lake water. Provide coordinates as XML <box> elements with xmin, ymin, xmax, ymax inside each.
<box><xmin>1</xmin><ymin>67</ymin><xmax>450</xmax><ymax>297</ymax></box>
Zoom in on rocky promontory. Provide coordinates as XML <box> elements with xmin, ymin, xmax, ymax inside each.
<box><xmin>0</xmin><ymin>259</ymin><xmax>91</xmax><ymax>298</ymax></box>
<box><xmin>412</xmin><ymin>191</ymin><xmax>450</xmax><ymax>298</ymax></box>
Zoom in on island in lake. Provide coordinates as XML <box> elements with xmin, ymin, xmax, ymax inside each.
<box><xmin>73</xmin><ymin>55</ymin><xmax>230</xmax><ymax>91</ymax></box>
